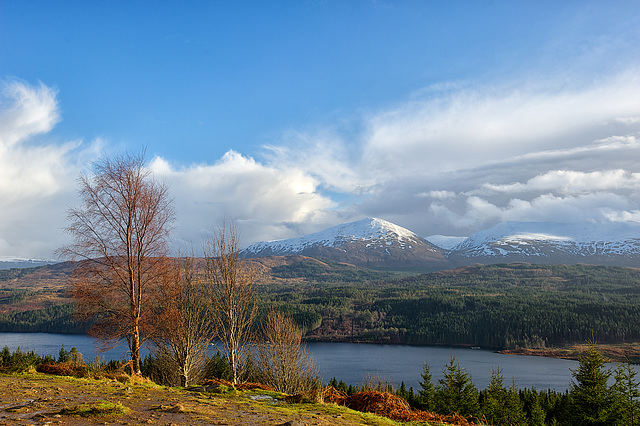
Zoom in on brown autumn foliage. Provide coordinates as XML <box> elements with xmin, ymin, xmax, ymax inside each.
<box><xmin>314</xmin><ymin>387</ymin><xmax>481</xmax><ymax>426</ymax></box>
<box><xmin>153</xmin><ymin>254</ymin><xmax>216</xmax><ymax>386</ymax></box>
<box><xmin>36</xmin><ymin>362</ymin><xmax>88</xmax><ymax>378</ymax></box>
<box><xmin>59</xmin><ymin>151</ymin><xmax>175</xmax><ymax>375</ymax></box>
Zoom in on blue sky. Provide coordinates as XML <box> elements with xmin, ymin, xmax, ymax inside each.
<box><xmin>2</xmin><ymin>1</ymin><xmax>640</xmax><ymax>258</ymax></box>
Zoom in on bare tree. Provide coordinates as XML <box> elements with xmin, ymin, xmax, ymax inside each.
<box><xmin>59</xmin><ymin>151</ymin><xmax>174</xmax><ymax>375</ymax></box>
<box><xmin>255</xmin><ymin>310</ymin><xmax>319</xmax><ymax>394</ymax></box>
<box><xmin>204</xmin><ymin>221</ymin><xmax>256</xmax><ymax>384</ymax></box>
<box><xmin>153</xmin><ymin>254</ymin><xmax>215</xmax><ymax>386</ymax></box>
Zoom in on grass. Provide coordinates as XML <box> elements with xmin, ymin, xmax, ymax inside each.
<box><xmin>60</xmin><ymin>399</ymin><xmax>131</xmax><ymax>417</ymax></box>
<box><xmin>1</xmin><ymin>369</ymin><xmax>461</xmax><ymax>426</ymax></box>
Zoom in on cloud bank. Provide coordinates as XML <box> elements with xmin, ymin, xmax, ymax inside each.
<box><xmin>0</xmin><ymin>80</ymin><xmax>84</xmax><ymax>257</ymax></box>
<box><xmin>264</xmin><ymin>71</ymin><xmax>640</xmax><ymax>237</ymax></box>
<box><xmin>3</xmin><ymin>72</ymin><xmax>640</xmax><ymax>258</ymax></box>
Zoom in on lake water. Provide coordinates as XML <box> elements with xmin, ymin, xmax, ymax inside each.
<box><xmin>0</xmin><ymin>332</ymin><xmax>623</xmax><ymax>392</ymax></box>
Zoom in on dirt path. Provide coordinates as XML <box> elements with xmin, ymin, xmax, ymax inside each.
<box><xmin>0</xmin><ymin>373</ymin><xmax>399</xmax><ymax>426</ymax></box>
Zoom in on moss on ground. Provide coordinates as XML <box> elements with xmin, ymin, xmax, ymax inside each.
<box><xmin>0</xmin><ymin>372</ymin><xmax>447</xmax><ymax>425</ymax></box>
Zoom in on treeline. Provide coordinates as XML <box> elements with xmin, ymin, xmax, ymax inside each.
<box><xmin>259</xmin><ymin>262</ymin><xmax>640</xmax><ymax>349</ymax></box>
<box><xmin>0</xmin><ymin>304</ymin><xmax>87</xmax><ymax>334</ymax></box>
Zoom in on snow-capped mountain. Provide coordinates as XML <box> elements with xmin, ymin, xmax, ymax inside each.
<box><xmin>0</xmin><ymin>257</ymin><xmax>58</xmax><ymax>270</ymax></box>
<box><xmin>242</xmin><ymin>218</ymin><xmax>640</xmax><ymax>270</ymax></box>
<box><xmin>448</xmin><ymin>221</ymin><xmax>640</xmax><ymax>267</ymax></box>
<box><xmin>241</xmin><ymin>218</ymin><xmax>450</xmax><ymax>269</ymax></box>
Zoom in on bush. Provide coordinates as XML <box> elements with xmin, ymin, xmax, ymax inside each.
<box><xmin>36</xmin><ymin>362</ymin><xmax>88</xmax><ymax>378</ymax></box>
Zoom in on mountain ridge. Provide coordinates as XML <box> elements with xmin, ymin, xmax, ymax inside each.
<box><xmin>241</xmin><ymin>218</ymin><xmax>450</xmax><ymax>270</ymax></box>
<box><xmin>242</xmin><ymin>218</ymin><xmax>640</xmax><ymax>269</ymax></box>
<box><xmin>448</xmin><ymin>220</ymin><xmax>640</xmax><ymax>267</ymax></box>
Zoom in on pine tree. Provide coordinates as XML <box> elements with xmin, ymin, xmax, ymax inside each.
<box><xmin>504</xmin><ymin>379</ymin><xmax>527</xmax><ymax>425</ymax></box>
<box><xmin>569</xmin><ymin>341</ymin><xmax>612</xmax><ymax>425</ymax></box>
<box><xmin>481</xmin><ymin>368</ymin><xmax>508</xmax><ymax>425</ymax></box>
<box><xmin>418</xmin><ymin>359</ymin><xmax>435</xmax><ymax>411</ymax></box>
<box><xmin>528</xmin><ymin>390</ymin><xmax>547</xmax><ymax>426</ymax></box>
<box><xmin>435</xmin><ymin>353</ymin><xmax>479</xmax><ymax>417</ymax></box>
<box><xmin>610</xmin><ymin>360</ymin><xmax>640</xmax><ymax>426</ymax></box>
<box><xmin>480</xmin><ymin>369</ymin><xmax>526</xmax><ymax>425</ymax></box>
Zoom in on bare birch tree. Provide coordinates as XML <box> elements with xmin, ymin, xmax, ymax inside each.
<box><xmin>153</xmin><ymin>255</ymin><xmax>215</xmax><ymax>386</ymax></box>
<box><xmin>204</xmin><ymin>221</ymin><xmax>256</xmax><ymax>384</ymax></box>
<box><xmin>255</xmin><ymin>310</ymin><xmax>319</xmax><ymax>394</ymax></box>
<box><xmin>59</xmin><ymin>151</ymin><xmax>174</xmax><ymax>375</ymax></box>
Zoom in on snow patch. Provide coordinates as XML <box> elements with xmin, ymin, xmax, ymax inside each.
<box><xmin>243</xmin><ymin>217</ymin><xmax>424</xmax><ymax>256</ymax></box>
<box><xmin>426</xmin><ymin>235</ymin><xmax>468</xmax><ymax>250</ymax></box>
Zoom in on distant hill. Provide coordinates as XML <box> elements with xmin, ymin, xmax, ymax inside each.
<box><xmin>0</xmin><ymin>257</ymin><xmax>59</xmax><ymax>270</ymax></box>
<box><xmin>241</xmin><ymin>218</ymin><xmax>451</xmax><ymax>270</ymax></box>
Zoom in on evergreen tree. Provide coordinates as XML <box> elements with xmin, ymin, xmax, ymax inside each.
<box><xmin>505</xmin><ymin>379</ymin><xmax>527</xmax><ymax>425</ymax></box>
<box><xmin>610</xmin><ymin>360</ymin><xmax>640</xmax><ymax>426</ymax></box>
<box><xmin>527</xmin><ymin>390</ymin><xmax>547</xmax><ymax>426</ymax></box>
<box><xmin>435</xmin><ymin>353</ymin><xmax>479</xmax><ymax>417</ymax></box>
<box><xmin>481</xmin><ymin>368</ymin><xmax>508</xmax><ymax>425</ymax></box>
<box><xmin>569</xmin><ymin>341</ymin><xmax>612</xmax><ymax>425</ymax></box>
<box><xmin>328</xmin><ymin>377</ymin><xmax>338</xmax><ymax>388</ymax></box>
<box><xmin>58</xmin><ymin>345</ymin><xmax>69</xmax><ymax>363</ymax></box>
<box><xmin>480</xmin><ymin>369</ymin><xmax>526</xmax><ymax>425</ymax></box>
<box><xmin>418</xmin><ymin>359</ymin><xmax>435</xmax><ymax>411</ymax></box>
<box><xmin>396</xmin><ymin>381</ymin><xmax>416</xmax><ymax>405</ymax></box>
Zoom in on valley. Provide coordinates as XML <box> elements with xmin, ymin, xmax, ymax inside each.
<box><xmin>2</xmin><ymin>257</ymin><xmax>640</xmax><ymax>361</ymax></box>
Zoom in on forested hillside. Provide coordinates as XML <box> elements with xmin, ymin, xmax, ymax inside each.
<box><xmin>258</xmin><ymin>261</ymin><xmax>640</xmax><ymax>351</ymax></box>
<box><xmin>3</xmin><ymin>259</ymin><xmax>640</xmax><ymax>355</ymax></box>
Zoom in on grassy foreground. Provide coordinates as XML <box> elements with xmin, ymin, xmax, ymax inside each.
<box><xmin>0</xmin><ymin>371</ymin><xmax>455</xmax><ymax>426</ymax></box>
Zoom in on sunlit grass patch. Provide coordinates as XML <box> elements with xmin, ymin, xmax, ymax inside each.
<box><xmin>151</xmin><ymin>402</ymin><xmax>189</xmax><ymax>413</ymax></box>
<box><xmin>60</xmin><ymin>399</ymin><xmax>131</xmax><ymax>417</ymax></box>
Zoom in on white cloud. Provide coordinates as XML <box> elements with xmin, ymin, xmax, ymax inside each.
<box><xmin>615</xmin><ymin>116</ymin><xmax>640</xmax><ymax>125</ymax></box>
<box><xmin>360</xmin><ymin>72</ymin><xmax>640</xmax><ymax>176</ymax></box>
<box><xmin>0</xmin><ymin>80</ymin><xmax>59</xmax><ymax>147</ymax></box>
<box><xmin>264</xmin><ymin>130</ymin><xmax>372</xmax><ymax>194</ymax></box>
<box><xmin>481</xmin><ymin>170</ymin><xmax>640</xmax><ymax>195</ymax></box>
<box><xmin>255</xmin><ymin>70</ymin><xmax>640</xmax><ymax>239</ymax></box>
<box><xmin>0</xmin><ymin>80</ymin><xmax>95</xmax><ymax>258</ymax></box>
<box><xmin>427</xmin><ymin>192</ymin><xmax>637</xmax><ymax>234</ymax></box>
<box><xmin>150</xmin><ymin>151</ymin><xmax>337</xmax><ymax>248</ymax></box>
<box><xmin>5</xmin><ymin>69</ymin><xmax>640</xmax><ymax>256</ymax></box>
<box><xmin>419</xmin><ymin>190</ymin><xmax>457</xmax><ymax>200</ymax></box>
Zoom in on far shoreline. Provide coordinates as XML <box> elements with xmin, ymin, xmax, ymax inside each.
<box><xmin>3</xmin><ymin>330</ymin><xmax>638</xmax><ymax>364</ymax></box>
<box><xmin>499</xmin><ymin>343</ymin><xmax>640</xmax><ymax>364</ymax></box>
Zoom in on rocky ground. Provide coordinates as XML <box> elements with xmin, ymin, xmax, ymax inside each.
<box><xmin>0</xmin><ymin>372</ymin><xmax>407</xmax><ymax>426</ymax></box>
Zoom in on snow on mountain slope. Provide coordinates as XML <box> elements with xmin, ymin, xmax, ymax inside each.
<box><xmin>425</xmin><ymin>235</ymin><xmax>468</xmax><ymax>250</ymax></box>
<box><xmin>243</xmin><ymin>218</ymin><xmax>640</xmax><ymax>269</ymax></box>
<box><xmin>241</xmin><ymin>218</ymin><xmax>450</xmax><ymax>269</ymax></box>
<box><xmin>244</xmin><ymin>218</ymin><xmax>419</xmax><ymax>253</ymax></box>
<box><xmin>449</xmin><ymin>221</ymin><xmax>640</xmax><ymax>266</ymax></box>
<box><xmin>0</xmin><ymin>257</ymin><xmax>58</xmax><ymax>270</ymax></box>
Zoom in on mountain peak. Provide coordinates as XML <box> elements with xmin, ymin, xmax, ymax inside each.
<box><xmin>241</xmin><ymin>218</ymin><xmax>449</xmax><ymax>270</ymax></box>
<box><xmin>449</xmin><ymin>220</ymin><xmax>640</xmax><ymax>267</ymax></box>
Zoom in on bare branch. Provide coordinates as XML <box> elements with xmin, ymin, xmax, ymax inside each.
<box><xmin>58</xmin><ymin>150</ymin><xmax>174</xmax><ymax>374</ymax></box>
<box><xmin>204</xmin><ymin>220</ymin><xmax>256</xmax><ymax>384</ymax></box>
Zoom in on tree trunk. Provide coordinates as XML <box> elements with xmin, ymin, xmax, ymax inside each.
<box><xmin>131</xmin><ymin>320</ymin><xmax>141</xmax><ymax>375</ymax></box>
